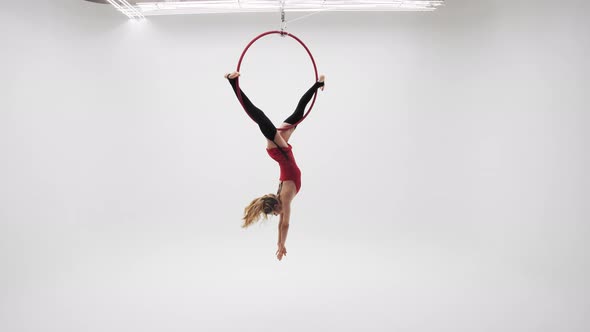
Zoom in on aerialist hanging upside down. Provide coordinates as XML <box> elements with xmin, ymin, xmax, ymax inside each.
<box><xmin>225</xmin><ymin>71</ymin><xmax>325</xmax><ymax>261</ymax></box>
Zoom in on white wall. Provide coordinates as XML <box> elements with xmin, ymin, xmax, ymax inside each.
<box><xmin>1</xmin><ymin>1</ymin><xmax>589</xmax><ymax>331</ymax></box>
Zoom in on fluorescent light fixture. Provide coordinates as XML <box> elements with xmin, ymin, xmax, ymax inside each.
<box><xmin>133</xmin><ymin>0</ymin><xmax>444</xmax><ymax>16</ymax></box>
<box><xmin>107</xmin><ymin>0</ymin><xmax>145</xmax><ymax>19</ymax></box>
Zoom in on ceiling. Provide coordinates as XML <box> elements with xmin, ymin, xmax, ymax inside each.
<box><xmin>85</xmin><ymin>0</ymin><xmax>445</xmax><ymax>18</ymax></box>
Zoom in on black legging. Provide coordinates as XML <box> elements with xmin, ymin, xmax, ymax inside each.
<box><xmin>228</xmin><ymin>77</ymin><xmax>324</xmax><ymax>143</ymax></box>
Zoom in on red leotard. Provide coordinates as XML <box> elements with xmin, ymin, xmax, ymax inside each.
<box><xmin>266</xmin><ymin>144</ymin><xmax>302</xmax><ymax>193</ymax></box>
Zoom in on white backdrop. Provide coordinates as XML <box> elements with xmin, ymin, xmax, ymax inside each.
<box><xmin>1</xmin><ymin>0</ymin><xmax>589</xmax><ymax>331</ymax></box>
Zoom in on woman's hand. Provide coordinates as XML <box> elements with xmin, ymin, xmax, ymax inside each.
<box><xmin>276</xmin><ymin>244</ymin><xmax>287</xmax><ymax>261</ymax></box>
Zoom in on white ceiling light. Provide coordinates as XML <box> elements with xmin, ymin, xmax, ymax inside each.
<box><xmin>127</xmin><ymin>0</ymin><xmax>444</xmax><ymax>16</ymax></box>
<box><xmin>107</xmin><ymin>0</ymin><xmax>145</xmax><ymax>19</ymax></box>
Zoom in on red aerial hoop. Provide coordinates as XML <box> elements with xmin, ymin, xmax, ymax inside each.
<box><xmin>234</xmin><ymin>30</ymin><xmax>319</xmax><ymax>131</ymax></box>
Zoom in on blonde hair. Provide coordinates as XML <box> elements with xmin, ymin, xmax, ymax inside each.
<box><xmin>242</xmin><ymin>194</ymin><xmax>279</xmax><ymax>228</ymax></box>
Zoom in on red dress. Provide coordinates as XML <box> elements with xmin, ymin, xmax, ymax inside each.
<box><xmin>266</xmin><ymin>144</ymin><xmax>302</xmax><ymax>193</ymax></box>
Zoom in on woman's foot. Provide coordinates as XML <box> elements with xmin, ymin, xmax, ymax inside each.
<box><xmin>224</xmin><ymin>71</ymin><xmax>240</xmax><ymax>79</ymax></box>
<box><xmin>318</xmin><ymin>74</ymin><xmax>325</xmax><ymax>90</ymax></box>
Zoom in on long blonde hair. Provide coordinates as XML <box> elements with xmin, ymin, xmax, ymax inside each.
<box><xmin>242</xmin><ymin>194</ymin><xmax>279</xmax><ymax>228</ymax></box>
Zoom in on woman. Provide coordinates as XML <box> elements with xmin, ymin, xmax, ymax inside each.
<box><xmin>225</xmin><ymin>71</ymin><xmax>325</xmax><ymax>261</ymax></box>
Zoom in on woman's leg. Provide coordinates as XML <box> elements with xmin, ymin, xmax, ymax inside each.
<box><xmin>283</xmin><ymin>81</ymin><xmax>324</xmax><ymax>126</ymax></box>
<box><xmin>280</xmin><ymin>78</ymin><xmax>325</xmax><ymax>142</ymax></box>
<box><xmin>227</xmin><ymin>76</ymin><xmax>278</xmax><ymax>142</ymax></box>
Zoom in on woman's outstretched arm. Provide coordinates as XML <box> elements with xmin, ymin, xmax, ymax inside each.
<box><xmin>276</xmin><ymin>204</ymin><xmax>291</xmax><ymax>261</ymax></box>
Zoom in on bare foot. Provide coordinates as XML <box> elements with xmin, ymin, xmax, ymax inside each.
<box><xmin>224</xmin><ymin>71</ymin><xmax>240</xmax><ymax>79</ymax></box>
<box><xmin>318</xmin><ymin>74</ymin><xmax>325</xmax><ymax>90</ymax></box>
